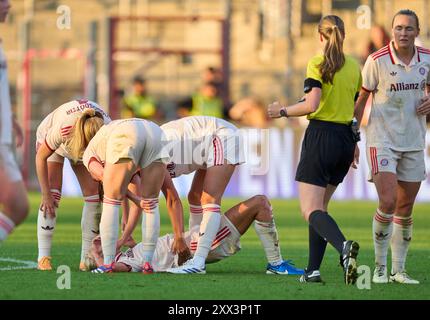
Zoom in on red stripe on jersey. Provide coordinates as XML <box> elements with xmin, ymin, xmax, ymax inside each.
<box><xmin>417</xmin><ymin>46</ymin><xmax>430</xmax><ymax>53</ymax></box>
<box><xmin>61</xmin><ymin>126</ymin><xmax>73</xmax><ymax>132</ymax></box>
<box><xmin>387</xmin><ymin>45</ymin><xmax>396</xmax><ymax>64</ymax></box>
<box><xmin>371</xmin><ymin>49</ymin><xmax>389</xmax><ymax>59</ymax></box>
<box><xmin>361</xmin><ymin>86</ymin><xmax>372</xmax><ymax>93</ymax></box>
<box><xmin>371</xmin><ymin>45</ymin><xmax>389</xmax><ymax>58</ymax></box>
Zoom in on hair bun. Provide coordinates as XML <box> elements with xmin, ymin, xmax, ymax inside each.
<box><xmin>83</xmin><ymin>108</ymin><xmax>96</xmax><ymax>117</ymax></box>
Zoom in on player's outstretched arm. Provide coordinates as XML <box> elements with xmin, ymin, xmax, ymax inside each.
<box><xmin>161</xmin><ymin>171</ymin><xmax>191</xmax><ymax>262</ymax></box>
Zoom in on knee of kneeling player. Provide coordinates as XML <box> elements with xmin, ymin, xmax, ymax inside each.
<box><xmin>252</xmin><ymin>195</ymin><xmax>272</xmax><ymax>220</ymax></box>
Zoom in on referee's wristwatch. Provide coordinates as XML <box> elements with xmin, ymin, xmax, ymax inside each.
<box><xmin>280</xmin><ymin>107</ymin><xmax>288</xmax><ymax>118</ymax></box>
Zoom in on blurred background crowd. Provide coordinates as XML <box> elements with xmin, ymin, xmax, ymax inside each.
<box><xmin>1</xmin><ymin>0</ymin><xmax>430</xmax><ymax>190</ymax></box>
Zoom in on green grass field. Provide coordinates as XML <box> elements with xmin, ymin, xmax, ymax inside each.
<box><xmin>1</xmin><ymin>193</ymin><xmax>429</xmax><ymax>300</ymax></box>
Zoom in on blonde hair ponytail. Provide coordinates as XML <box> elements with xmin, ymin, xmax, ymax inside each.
<box><xmin>318</xmin><ymin>15</ymin><xmax>345</xmax><ymax>84</ymax></box>
<box><xmin>67</xmin><ymin>108</ymin><xmax>104</xmax><ymax>163</ymax></box>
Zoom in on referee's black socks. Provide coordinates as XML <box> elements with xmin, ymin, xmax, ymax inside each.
<box><xmin>308</xmin><ymin>210</ymin><xmax>346</xmax><ymax>255</ymax></box>
<box><xmin>307</xmin><ymin>223</ymin><xmax>328</xmax><ymax>272</ymax></box>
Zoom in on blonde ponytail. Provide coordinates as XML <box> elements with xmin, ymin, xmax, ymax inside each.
<box><xmin>318</xmin><ymin>15</ymin><xmax>345</xmax><ymax>84</ymax></box>
<box><xmin>67</xmin><ymin>108</ymin><xmax>104</xmax><ymax>163</ymax></box>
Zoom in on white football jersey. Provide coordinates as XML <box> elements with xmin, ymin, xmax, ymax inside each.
<box><xmin>36</xmin><ymin>99</ymin><xmax>110</xmax><ymax>157</ymax></box>
<box><xmin>117</xmin><ymin>215</ymin><xmax>241</xmax><ymax>272</ymax></box>
<box><xmin>0</xmin><ymin>42</ymin><xmax>12</xmax><ymax>144</ymax></box>
<box><xmin>362</xmin><ymin>41</ymin><xmax>430</xmax><ymax>151</ymax></box>
<box><xmin>161</xmin><ymin>116</ymin><xmax>243</xmax><ymax>177</ymax></box>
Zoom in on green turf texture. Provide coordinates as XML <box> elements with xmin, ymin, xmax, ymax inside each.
<box><xmin>1</xmin><ymin>193</ymin><xmax>429</xmax><ymax>300</ymax></box>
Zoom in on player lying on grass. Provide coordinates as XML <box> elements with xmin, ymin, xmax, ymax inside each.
<box><xmin>85</xmin><ymin>195</ymin><xmax>304</xmax><ymax>275</ymax></box>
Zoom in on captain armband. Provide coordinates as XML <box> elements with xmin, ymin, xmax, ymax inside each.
<box><xmin>303</xmin><ymin>78</ymin><xmax>322</xmax><ymax>94</ymax></box>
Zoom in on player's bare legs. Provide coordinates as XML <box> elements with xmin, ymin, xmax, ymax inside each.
<box><xmin>71</xmin><ymin>163</ymin><xmax>102</xmax><ymax>271</ymax></box>
<box><xmin>371</xmin><ymin>172</ymin><xmax>397</xmax><ymax>283</ymax></box>
<box><xmin>191</xmin><ymin>164</ymin><xmax>235</xmax><ymax>270</ymax></box>
<box><xmin>224</xmin><ymin>195</ymin><xmax>303</xmax><ymax>274</ymax></box>
<box><xmin>390</xmin><ymin>180</ymin><xmax>420</xmax><ymax>284</ymax></box>
<box><xmin>187</xmin><ymin>169</ymin><xmax>205</xmax><ymax>230</ymax></box>
<box><xmin>139</xmin><ymin>161</ymin><xmax>166</xmax><ymax>270</ymax></box>
<box><xmin>37</xmin><ymin>160</ymin><xmax>63</xmax><ymax>270</ymax></box>
<box><xmin>0</xmin><ymin>168</ymin><xmax>29</xmax><ymax>244</ymax></box>
<box><xmin>98</xmin><ymin>160</ymin><xmax>135</xmax><ymax>269</ymax></box>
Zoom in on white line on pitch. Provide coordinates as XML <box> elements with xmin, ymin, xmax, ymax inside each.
<box><xmin>0</xmin><ymin>257</ymin><xmax>37</xmax><ymax>271</ymax></box>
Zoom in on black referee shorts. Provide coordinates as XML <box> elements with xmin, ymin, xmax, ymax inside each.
<box><xmin>295</xmin><ymin>119</ymin><xmax>355</xmax><ymax>188</ymax></box>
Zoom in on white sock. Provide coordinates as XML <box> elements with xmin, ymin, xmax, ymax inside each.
<box><xmin>254</xmin><ymin>219</ymin><xmax>283</xmax><ymax>265</ymax></box>
<box><xmin>0</xmin><ymin>211</ymin><xmax>15</xmax><ymax>243</ymax></box>
<box><xmin>81</xmin><ymin>195</ymin><xmax>101</xmax><ymax>262</ymax></box>
<box><xmin>37</xmin><ymin>189</ymin><xmax>60</xmax><ymax>260</ymax></box>
<box><xmin>189</xmin><ymin>204</ymin><xmax>203</xmax><ymax>230</ymax></box>
<box><xmin>194</xmin><ymin>204</ymin><xmax>221</xmax><ymax>268</ymax></box>
<box><xmin>391</xmin><ymin>215</ymin><xmax>413</xmax><ymax>274</ymax></box>
<box><xmin>141</xmin><ymin>198</ymin><xmax>160</xmax><ymax>264</ymax></box>
<box><xmin>100</xmin><ymin>197</ymin><xmax>121</xmax><ymax>265</ymax></box>
<box><xmin>373</xmin><ymin>208</ymin><xmax>393</xmax><ymax>267</ymax></box>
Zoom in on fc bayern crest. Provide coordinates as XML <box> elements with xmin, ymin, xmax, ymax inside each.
<box><xmin>380</xmin><ymin>159</ymin><xmax>389</xmax><ymax>166</ymax></box>
<box><xmin>419</xmin><ymin>67</ymin><xmax>426</xmax><ymax>75</ymax></box>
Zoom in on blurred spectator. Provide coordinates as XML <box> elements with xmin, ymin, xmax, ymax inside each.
<box><xmin>177</xmin><ymin>81</ymin><xmax>225</xmax><ymax>119</ymax></box>
<box><xmin>202</xmin><ymin>66</ymin><xmax>222</xmax><ymax>87</ymax></box>
<box><xmin>122</xmin><ymin>76</ymin><xmax>162</xmax><ymax>121</ymax></box>
<box><xmin>360</xmin><ymin>25</ymin><xmax>390</xmax><ymax>64</ymax></box>
<box><xmin>360</xmin><ymin>25</ymin><xmax>390</xmax><ymax>126</ymax></box>
<box><xmin>229</xmin><ymin>97</ymin><xmax>270</xmax><ymax>128</ymax></box>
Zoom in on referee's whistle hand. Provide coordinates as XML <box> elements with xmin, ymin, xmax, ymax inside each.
<box><xmin>351</xmin><ymin>145</ymin><xmax>359</xmax><ymax>169</ymax></box>
<box><xmin>417</xmin><ymin>96</ymin><xmax>430</xmax><ymax>115</ymax></box>
<box><xmin>267</xmin><ymin>101</ymin><xmax>283</xmax><ymax>118</ymax></box>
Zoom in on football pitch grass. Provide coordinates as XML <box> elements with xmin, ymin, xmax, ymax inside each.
<box><xmin>1</xmin><ymin>193</ymin><xmax>429</xmax><ymax>300</ymax></box>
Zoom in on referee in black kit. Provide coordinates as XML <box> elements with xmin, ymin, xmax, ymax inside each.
<box><xmin>268</xmin><ymin>15</ymin><xmax>361</xmax><ymax>284</ymax></box>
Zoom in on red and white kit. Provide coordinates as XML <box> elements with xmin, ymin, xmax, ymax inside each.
<box><xmin>36</xmin><ymin>99</ymin><xmax>111</xmax><ymax>162</ymax></box>
<box><xmin>160</xmin><ymin>116</ymin><xmax>245</xmax><ymax>178</ymax></box>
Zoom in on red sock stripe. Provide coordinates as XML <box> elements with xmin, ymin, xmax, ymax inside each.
<box><xmin>142</xmin><ymin>199</ymin><xmax>159</xmax><ymax>212</ymax></box>
<box><xmin>202</xmin><ymin>206</ymin><xmax>221</xmax><ymax>213</ymax></box>
<box><xmin>143</xmin><ymin>206</ymin><xmax>158</xmax><ymax>212</ymax></box>
<box><xmin>103</xmin><ymin>198</ymin><xmax>122</xmax><ymax>206</ymax></box>
<box><xmin>85</xmin><ymin>199</ymin><xmax>100</xmax><ymax>203</ymax></box>
<box><xmin>0</xmin><ymin>218</ymin><xmax>13</xmax><ymax>234</ymax></box>
<box><xmin>374</xmin><ymin>212</ymin><xmax>393</xmax><ymax>224</ymax></box>
<box><xmin>393</xmin><ymin>217</ymin><xmax>413</xmax><ymax>226</ymax></box>
<box><xmin>85</xmin><ymin>194</ymin><xmax>100</xmax><ymax>203</ymax></box>
<box><xmin>190</xmin><ymin>207</ymin><xmax>203</xmax><ymax>214</ymax></box>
